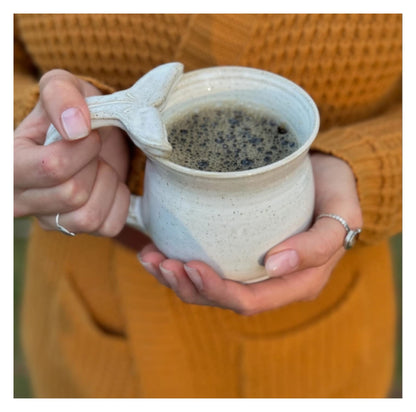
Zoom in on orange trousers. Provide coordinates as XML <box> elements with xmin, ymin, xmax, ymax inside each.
<box><xmin>21</xmin><ymin>223</ymin><xmax>396</xmax><ymax>397</ymax></box>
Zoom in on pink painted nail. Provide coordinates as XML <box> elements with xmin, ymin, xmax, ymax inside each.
<box><xmin>61</xmin><ymin>107</ymin><xmax>89</xmax><ymax>140</ymax></box>
<box><xmin>265</xmin><ymin>250</ymin><xmax>299</xmax><ymax>277</ymax></box>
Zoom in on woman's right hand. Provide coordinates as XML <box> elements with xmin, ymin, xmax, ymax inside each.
<box><xmin>14</xmin><ymin>69</ymin><xmax>131</xmax><ymax>237</ymax></box>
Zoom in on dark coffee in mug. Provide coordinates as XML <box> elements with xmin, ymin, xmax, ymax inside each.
<box><xmin>166</xmin><ymin>103</ymin><xmax>299</xmax><ymax>172</ymax></box>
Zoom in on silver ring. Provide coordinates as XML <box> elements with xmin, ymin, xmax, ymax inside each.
<box><xmin>316</xmin><ymin>213</ymin><xmax>361</xmax><ymax>250</ymax></box>
<box><xmin>55</xmin><ymin>213</ymin><xmax>76</xmax><ymax>237</ymax></box>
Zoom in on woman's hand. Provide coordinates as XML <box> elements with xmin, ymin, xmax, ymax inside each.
<box><xmin>14</xmin><ymin>69</ymin><xmax>131</xmax><ymax>237</ymax></box>
<box><xmin>138</xmin><ymin>152</ymin><xmax>363</xmax><ymax>315</ymax></box>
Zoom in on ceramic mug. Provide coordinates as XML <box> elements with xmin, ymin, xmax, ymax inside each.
<box><xmin>46</xmin><ymin>63</ymin><xmax>320</xmax><ymax>283</ymax></box>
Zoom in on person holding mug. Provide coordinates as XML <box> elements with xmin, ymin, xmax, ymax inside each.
<box><xmin>14</xmin><ymin>14</ymin><xmax>401</xmax><ymax>397</ymax></box>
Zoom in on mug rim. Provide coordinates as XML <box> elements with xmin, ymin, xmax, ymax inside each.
<box><xmin>155</xmin><ymin>65</ymin><xmax>320</xmax><ymax>180</ymax></box>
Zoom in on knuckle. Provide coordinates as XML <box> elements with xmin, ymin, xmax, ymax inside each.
<box><xmin>234</xmin><ymin>298</ymin><xmax>259</xmax><ymax>317</ymax></box>
<box><xmin>73</xmin><ymin>207</ymin><xmax>104</xmax><ymax>233</ymax></box>
<box><xmin>59</xmin><ymin>178</ymin><xmax>90</xmax><ymax>209</ymax></box>
<box><xmin>99</xmin><ymin>218</ymin><xmax>124</xmax><ymax>238</ymax></box>
<box><xmin>313</xmin><ymin>237</ymin><xmax>333</xmax><ymax>265</ymax></box>
<box><xmin>39</xmin><ymin>150</ymin><xmax>69</xmax><ymax>183</ymax></box>
<box><xmin>39</xmin><ymin>69</ymin><xmax>72</xmax><ymax>93</ymax></box>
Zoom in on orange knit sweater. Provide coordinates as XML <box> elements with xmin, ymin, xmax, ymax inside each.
<box><xmin>15</xmin><ymin>14</ymin><xmax>402</xmax><ymax>397</ymax></box>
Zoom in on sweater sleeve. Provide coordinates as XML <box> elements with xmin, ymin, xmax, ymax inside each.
<box><xmin>14</xmin><ymin>18</ymin><xmax>116</xmax><ymax>128</ymax></box>
<box><xmin>311</xmin><ymin>103</ymin><xmax>402</xmax><ymax>245</ymax></box>
<box><xmin>14</xmin><ymin>18</ymin><xmax>40</xmax><ymax>128</ymax></box>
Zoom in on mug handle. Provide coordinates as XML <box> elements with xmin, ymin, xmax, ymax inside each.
<box><xmin>45</xmin><ymin>62</ymin><xmax>183</xmax><ymax>156</ymax></box>
<box><xmin>125</xmin><ymin>192</ymin><xmax>148</xmax><ymax>235</ymax></box>
<box><xmin>43</xmin><ymin>63</ymin><xmax>184</xmax><ymax>235</ymax></box>
<box><xmin>44</xmin><ymin>94</ymin><xmax>173</xmax><ymax>157</ymax></box>
<box><xmin>45</xmin><ymin>105</ymin><xmax>149</xmax><ymax>234</ymax></box>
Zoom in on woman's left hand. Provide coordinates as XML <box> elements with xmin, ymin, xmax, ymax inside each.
<box><xmin>138</xmin><ymin>152</ymin><xmax>363</xmax><ymax>315</ymax></box>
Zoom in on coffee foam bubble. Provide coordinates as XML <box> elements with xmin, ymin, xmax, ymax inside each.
<box><xmin>166</xmin><ymin>103</ymin><xmax>299</xmax><ymax>172</ymax></box>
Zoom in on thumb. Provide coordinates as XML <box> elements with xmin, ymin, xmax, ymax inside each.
<box><xmin>39</xmin><ymin>69</ymin><xmax>92</xmax><ymax>141</ymax></box>
<box><xmin>264</xmin><ymin>217</ymin><xmax>347</xmax><ymax>278</ymax></box>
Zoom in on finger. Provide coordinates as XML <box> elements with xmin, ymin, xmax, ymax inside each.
<box><xmin>138</xmin><ymin>243</ymin><xmax>166</xmax><ymax>269</ymax></box>
<box><xmin>277</xmin><ymin>247</ymin><xmax>345</xmax><ymax>303</ymax></box>
<box><xmin>181</xmin><ymin>261</ymin><xmax>259</xmax><ymax>312</ymax></box>
<box><xmin>184</xmin><ymin>249</ymin><xmax>344</xmax><ymax>316</ymax></box>
<box><xmin>159</xmin><ymin>260</ymin><xmax>211</xmax><ymax>306</ymax></box>
<box><xmin>96</xmin><ymin>182</ymin><xmax>130</xmax><ymax>237</ymax></box>
<box><xmin>137</xmin><ymin>244</ymin><xmax>170</xmax><ymax>286</ymax></box>
<box><xmin>15</xmin><ymin>156</ymin><xmax>99</xmax><ymax>216</ymax></box>
<box><xmin>98</xmin><ymin>126</ymin><xmax>130</xmax><ymax>181</ymax></box>
<box><xmin>14</xmin><ymin>131</ymin><xmax>102</xmax><ymax>189</ymax></box>
<box><xmin>39</xmin><ymin>69</ymin><xmax>92</xmax><ymax>141</ymax></box>
<box><xmin>137</xmin><ymin>246</ymin><xmax>210</xmax><ymax>303</ymax></box>
<box><xmin>139</xmin><ymin>243</ymin><xmax>163</xmax><ymax>256</ymax></box>
<box><xmin>40</xmin><ymin>160</ymin><xmax>119</xmax><ymax>234</ymax></box>
<box><xmin>264</xmin><ymin>217</ymin><xmax>346</xmax><ymax>278</ymax></box>
<box><xmin>310</xmin><ymin>153</ymin><xmax>362</xmax><ymax>228</ymax></box>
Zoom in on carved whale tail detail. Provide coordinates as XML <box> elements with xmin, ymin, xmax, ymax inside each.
<box><xmin>131</xmin><ymin>62</ymin><xmax>184</xmax><ymax>109</ymax></box>
<box><xmin>45</xmin><ymin>62</ymin><xmax>184</xmax><ymax>158</ymax></box>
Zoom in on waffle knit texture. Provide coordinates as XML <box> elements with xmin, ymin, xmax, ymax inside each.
<box><xmin>14</xmin><ymin>14</ymin><xmax>402</xmax><ymax>397</ymax></box>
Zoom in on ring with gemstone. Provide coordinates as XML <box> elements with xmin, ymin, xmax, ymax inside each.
<box><xmin>316</xmin><ymin>213</ymin><xmax>361</xmax><ymax>249</ymax></box>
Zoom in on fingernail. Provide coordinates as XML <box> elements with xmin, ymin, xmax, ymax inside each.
<box><xmin>265</xmin><ymin>250</ymin><xmax>299</xmax><ymax>277</ymax></box>
<box><xmin>184</xmin><ymin>265</ymin><xmax>203</xmax><ymax>291</ymax></box>
<box><xmin>137</xmin><ymin>256</ymin><xmax>158</xmax><ymax>277</ymax></box>
<box><xmin>159</xmin><ymin>264</ymin><xmax>178</xmax><ymax>288</ymax></box>
<box><xmin>61</xmin><ymin>107</ymin><xmax>89</xmax><ymax>140</ymax></box>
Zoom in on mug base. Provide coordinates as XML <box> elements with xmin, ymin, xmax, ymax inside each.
<box><xmin>233</xmin><ymin>273</ymin><xmax>270</xmax><ymax>284</ymax></box>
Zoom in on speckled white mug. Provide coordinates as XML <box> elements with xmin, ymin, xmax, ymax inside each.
<box><xmin>129</xmin><ymin>66</ymin><xmax>319</xmax><ymax>283</ymax></box>
<box><xmin>46</xmin><ymin>64</ymin><xmax>320</xmax><ymax>283</ymax></box>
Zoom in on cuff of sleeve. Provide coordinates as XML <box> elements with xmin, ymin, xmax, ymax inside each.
<box><xmin>311</xmin><ymin>108</ymin><xmax>402</xmax><ymax>244</ymax></box>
